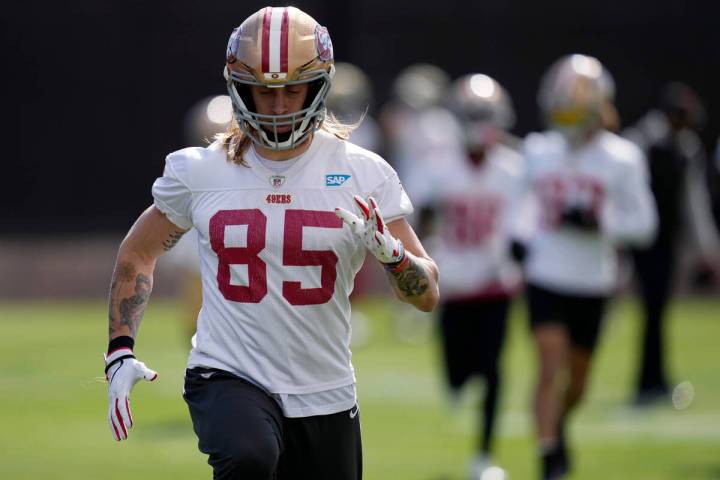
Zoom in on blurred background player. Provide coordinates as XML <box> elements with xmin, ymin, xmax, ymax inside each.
<box><xmin>420</xmin><ymin>74</ymin><xmax>524</xmax><ymax>480</ymax></box>
<box><xmin>380</xmin><ymin>63</ymin><xmax>462</xmax><ymax>207</ymax></box>
<box><xmin>326</xmin><ymin>62</ymin><xmax>383</xmax><ymax>153</ymax></box>
<box><xmin>380</xmin><ymin>63</ymin><xmax>462</xmax><ymax>343</ymax></box>
<box><xmin>623</xmin><ymin>82</ymin><xmax>720</xmax><ymax>405</ymax></box>
<box><xmin>518</xmin><ymin>54</ymin><xmax>658</xmax><ymax>480</ymax></box>
<box><xmin>162</xmin><ymin>95</ymin><xmax>233</xmax><ymax>342</ymax></box>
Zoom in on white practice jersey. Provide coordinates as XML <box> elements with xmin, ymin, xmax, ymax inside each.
<box><xmin>521</xmin><ymin>130</ymin><xmax>657</xmax><ymax>295</ymax></box>
<box><xmin>425</xmin><ymin>145</ymin><xmax>525</xmax><ymax>301</ymax></box>
<box><xmin>152</xmin><ymin>131</ymin><xmax>412</xmax><ymax>396</ymax></box>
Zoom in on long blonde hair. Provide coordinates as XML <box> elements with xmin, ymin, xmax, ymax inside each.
<box><xmin>215</xmin><ymin>111</ymin><xmax>361</xmax><ymax>165</ymax></box>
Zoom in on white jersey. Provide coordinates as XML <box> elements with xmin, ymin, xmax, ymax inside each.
<box><xmin>152</xmin><ymin>131</ymin><xmax>412</xmax><ymax>398</ymax></box>
<box><xmin>386</xmin><ymin>105</ymin><xmax>465</xmax><ymax>209</ymax></box>
<box><xmin>425</xmin><ymin>144</ymin><xmax>525</xmax><ymax>301</ymax></box>
<box><xmin>521</xmin><ymin>130</ymin><xmax>657</xmax><ymax>295</ymax></box>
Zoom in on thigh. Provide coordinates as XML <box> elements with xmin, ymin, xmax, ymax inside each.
<box><xmin>439</xmin><ymin>300</ymin><xmax>497</xmax><ymax>388</ymax></box>
<box><xmin>183</xmin><ymin>368</ymin><xmax>284</xmax><ymax>479</ymax></box>
<box><xmin>475</xmin><ymin>298</ymin><xmax>511</xmax><ymax>372</ymax></box>
<box><xmin>278</xmin><ymin>406</ymin><xmax>362</xmax><ymax>480</ymax></box>
<box><xmin>532</xmin><ymin>321</ymin><xmax>569</xmax><ymax>377</ymax></box>
<box><xmin>565</xmin><ymin>295</ymin><xmax>607</xmax><ymax>353</ymax></box>
<box><xmin>527</xmin><ymin>284</ymin><xmax>565</xmax><ymax>332</ymax></box>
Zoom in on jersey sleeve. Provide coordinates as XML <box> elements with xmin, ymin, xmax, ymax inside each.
<box><xmin>370</xmin><ymin>171</ymin><xmax>414</xmax><ymax>223</ymax></box>
<box><xmin>602</xmin><ymin>147</ymin><xmax>658</xmax><ymax>246</ymax></box>
<box><xmin>152</xmin><ymin>153</ymin><xmax>193</xmax><ymax>230</ymax></box>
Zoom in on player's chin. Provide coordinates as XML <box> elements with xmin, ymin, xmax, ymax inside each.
<box><xmin>262</xmin><ymin>127</ymin><xmax>293</xmax><ymax>139</ymax></box>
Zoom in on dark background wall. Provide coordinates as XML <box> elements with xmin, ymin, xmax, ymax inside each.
<box><xmin>2</xmin><ymin>0</ymin><xmax>718</xmax><ymax>234</ymax></box>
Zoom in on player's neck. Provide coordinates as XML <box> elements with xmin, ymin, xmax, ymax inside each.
<box><xmin>255</xmin><ymin>134</ymin><xmax>314</xmax><ymax>161</ymax></box>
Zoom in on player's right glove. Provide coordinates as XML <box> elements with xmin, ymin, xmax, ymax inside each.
<box><xmin>560</xmin><ymin>205</ymin><xmax>599</xmax><ymax>231</ymax></box>
<box><xmin>105</xmin><ymin>337</ymin><xmax>157</xmax><ymax>441</ymax></box>
<box><xmin>509</xmin><ymin>239</ymin><xmax>528</xmax><ymax>265</ymax></box>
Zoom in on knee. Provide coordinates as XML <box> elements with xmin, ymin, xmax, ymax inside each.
<box><xmin>566</xmin><ymin>377</ymin><xmax>588</xmax><ymax>405</ymax></box>
<box><xmin>213</xmin><ymin>438</ymin><xmax>280</xmax><ymax>479</ymax></box>
<box><xmin>537</xmin><ymin>364</ymin><xmax>561</xmax><ymax>388</ymax></box>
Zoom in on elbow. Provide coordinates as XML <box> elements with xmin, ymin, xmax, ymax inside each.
<box><xmin>417</xmin><ymin>299</ymin><xmax>438</xmax><ymax>313</ymax></box>
<box><xmin>416</xmin><ymin>285</ymin><xmax>440</xmax><ymax>313</ymax></box>
<box><xmin>116</xmin><ymin>243</ymin><xmax>158</xmax><ymax>273</ymax></box>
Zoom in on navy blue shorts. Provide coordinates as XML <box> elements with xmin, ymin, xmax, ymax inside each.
<box><xmin>183</xmin><ymin>367</ymin><xmax>362</xmax><ymax>480</ymax></box>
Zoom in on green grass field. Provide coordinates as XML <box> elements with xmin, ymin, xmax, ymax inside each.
<box><xmin>1</xmin><ymin>297</ymin><xmax>719</xmax><ymax>479</ymax></box>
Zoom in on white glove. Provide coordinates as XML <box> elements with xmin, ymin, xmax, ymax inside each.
<box><xmin>335</xmin><ymin>195</ymin><xmax>405</xmax><ymax>265</ymax></box>
<box><xmin>105</xmin><ymin>347</ymin><xmax>157</xmax><ymax>441</ymax></box>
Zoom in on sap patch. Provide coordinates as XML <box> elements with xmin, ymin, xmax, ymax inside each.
<box><xmin>325</xmin><ymin>174</ymin><xmax>351</xmax><ymax>187</ymax></box>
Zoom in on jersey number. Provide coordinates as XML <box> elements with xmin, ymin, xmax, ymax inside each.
<box><xmin>209</xmin><ymin>209</ymin><xmax>342</xmax><ymax>305</ymax></box>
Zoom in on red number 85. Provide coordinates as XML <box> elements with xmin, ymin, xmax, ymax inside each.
<box><xmin>209</xmin><ymin>209</ymin><xmax>342</xmax><ymax>306</ymax></box>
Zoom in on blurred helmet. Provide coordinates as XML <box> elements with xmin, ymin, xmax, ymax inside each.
<box><xmin>393</xmin><ymin>63</ymin><xmax>450</xmax><ymax>110</ymax></box>
<box><xmin>538</xmin><ymin>54</ymin><xmax>615</xmax><ymax>133</ymax></box>
<box><xmin>183</xmin><ymin>95</ymin><xmax>233</xmax><ymax>146</ymax></box>
<box><xmin>327</xmin><ymin>62</ymin><xmax>373</xmax><ymax>118</ymax></box>
<box><xmin>659</xmin><ymin>82</ymin><xmax>706</xmax><ymax>131</ymax></box>
<box><xmin>224</xmin><ymin>6</ymin><xmax>335</xmax><ymax>150</ymax></box>
<box><xmin>447</xmin><ymin>73</ymin><xmax>515</xmax><ymax>150</ymax></box>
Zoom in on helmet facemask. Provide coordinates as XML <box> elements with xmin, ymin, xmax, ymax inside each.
<box><xmin>225</xmin><ymin>66</ymin><xmax>333</xmax><ymax>151</ymax></box>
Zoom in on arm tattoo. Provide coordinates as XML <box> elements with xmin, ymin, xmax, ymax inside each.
<box><xmin>118</xmin><ymin>274</ymin><xmax>151</xmax><ymax>336</ymax></box>
<box><xmin>390</xmin><ymin>257</ymin><xmax>429</xmax><ymax>297</ymax></box>
<box><xmin>162</xmin><ymin>230</ymin><xmax>186</xmax><ymax>251</ymax></box>
<box><xmin>109</xmin><ymin>261</ymin><xmax>152</xmax><ymax>338</ymax></box>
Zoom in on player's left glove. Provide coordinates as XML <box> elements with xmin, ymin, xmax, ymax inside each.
<box><xmin>335</xmin><ymin>195</ymin><xmax>407</xmax><ymax>269</ymax></box>
<box><xmin>104</xmin><ymin>338</ymin><xmax>157</xmax><ymax>441</ymax></box>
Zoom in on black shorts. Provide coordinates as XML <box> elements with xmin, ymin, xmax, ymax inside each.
<box><xmin>183</xmin><ymin>368</ymin><xmax>362</xmax><ymax>480</ymax></box>
<box><xmin>526</xmin><ymin>283</ymin><xmax>607</xmax><ymax>352</ymax></box>
<box><xmin>438</xmin><ymin>297</ymin><xmax>510</xmax><ymax>390</ymax></box>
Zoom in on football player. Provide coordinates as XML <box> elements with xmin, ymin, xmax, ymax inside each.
<box><xmin>518</xmin><ymin>55</ymin><xmax>658</xmax><ymax>480</ymax></box>
<box><xmin>103</xmin><ymin>7</ymin><xmax>439</xmax><ymax>480</ymax></box>
<box><xmin>380</xmin><ymin>63</ymin><xmax>460</xmax><ymax>207</ymax></box>
<box><xmin>421</xmin><ymin>74</ymin><xmax>524</xmax><ymax>480</ymax></box>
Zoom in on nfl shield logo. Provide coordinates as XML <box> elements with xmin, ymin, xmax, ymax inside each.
<box><xmin>270</xmin><ymin>175</ymin><xmax>285</xmax><ymax>189</ymax></box>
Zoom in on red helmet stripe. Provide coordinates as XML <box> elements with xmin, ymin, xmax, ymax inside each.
<box><xmin>280</xmin><ymin>8</ymin><xmax>289</xmax><ymax>72</ymax></box>
<box><xmin>261</xmin><ymin>7</ymin><xmax>272</xmax><ymax>73</ymax></box>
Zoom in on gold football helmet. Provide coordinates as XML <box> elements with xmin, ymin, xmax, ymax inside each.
<box><xmin>538</xmin><ymin>54</ymin><xmax>615</xmax><ymax>133</ymax></box>
<box><xmin>224</xmin><ymin>6</ymin><xmax>335</xmax><ymax>150</ymax></box>
<box><xmin>447</xmin><ymin>73</ymin><xmax>515</xmax><ymax>151</ymax></box>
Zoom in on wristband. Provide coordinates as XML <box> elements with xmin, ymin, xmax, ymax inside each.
<box><xmin>105</xmin><ymin>336</ymin><xmax>135</xmax><ymax>374</ymax></box>
<box><xmin>108</xmin><ymin>335</ymin><xmax>135</xmax><ymax>355</ymax></box>
<box><xmin>385</xmin><ymin>254</ymin><xmax>410</xmax><ymax>274</ymax></box>
<box><xmin>383</xmin><ymin>243</ymin><xmax>409</xmax><ymax>274</ymax></box>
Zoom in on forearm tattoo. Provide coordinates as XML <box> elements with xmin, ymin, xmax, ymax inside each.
<box><xmin>162</xmin><ymin>230</ymin><xmax>186</xmax><ymax>251</ymax></box>
<box><xmin>390</xmin><ymin>257</ymin><xmax>430</xmax><ymax>297</ymax></box>
<box><xmin>108</xmin><ymin>261</ymin><xmax>152</xmax><ymax>338</ymax></box>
